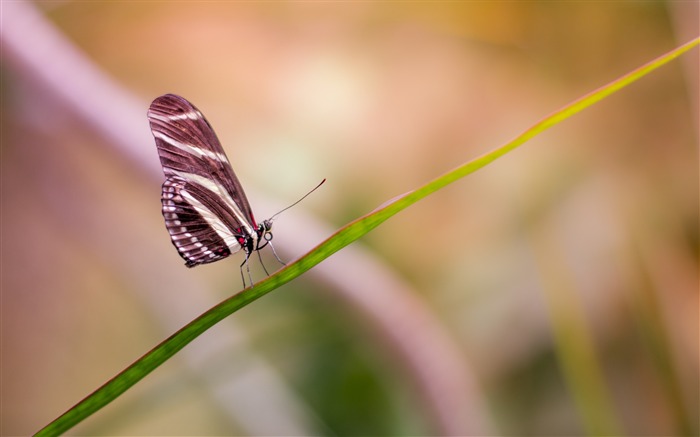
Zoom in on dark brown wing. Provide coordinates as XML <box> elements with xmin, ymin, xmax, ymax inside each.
<box><xmin>161</xmin><ymin>176</ymin><xmax>236</xmax><ymax>266</ymax></box>
<box><xmin>147</xmin><ymin>94</ymin><xmax>257</xmax><ymax>226</ymax></box>
<box><xmin>148</xmin><ymin>94</ymin><xmax>257</xmax><ymax>267</ymax></box>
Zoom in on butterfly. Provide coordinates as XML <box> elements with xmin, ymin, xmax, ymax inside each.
<box><xmin>147</xmin><ymin>94</ymin><xmax>322</xmax><ymax>286</ymax></box>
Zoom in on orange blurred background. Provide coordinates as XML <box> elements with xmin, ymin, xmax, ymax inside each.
<box><xmin>2</xmin><ymin>2</ymin><xmax>697</xmax><ymax>435</ymax></box>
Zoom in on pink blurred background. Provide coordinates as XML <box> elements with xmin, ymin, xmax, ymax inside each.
<box><xmin>2</xmin><ymin>2</ymin><xmax>698</xmax><ymax>435</ymax></box>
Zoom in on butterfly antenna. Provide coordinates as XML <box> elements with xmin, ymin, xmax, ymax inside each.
<box><xmin>269</xmin><ymin>178</ymin><xmax>326</xmax><ymax>222</ymax></box>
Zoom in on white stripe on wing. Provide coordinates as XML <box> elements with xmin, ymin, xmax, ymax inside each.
<box><xmin>177</xmin><ymin>190</ymin><xmax>243</xmax><ymax>253</ymax></box>
<box><xmin>153</xmin><ymin>130</ymin><xmax>229</xmax><ymax>163</ymax></box>
<box><xmin>169</xmin><ymin>169</ymin><xmax>257</xmax><ymax>241</ymax></box>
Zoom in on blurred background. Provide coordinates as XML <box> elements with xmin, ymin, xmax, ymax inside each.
<box><xmin>2</xmin><ymin>1</ymin><xmax>698</xmax><ymax>435</ymax></box>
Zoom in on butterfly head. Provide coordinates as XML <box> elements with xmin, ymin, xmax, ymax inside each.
<box><xmin>256</xmin><ymin>219</ymin><xmax>274</xmax><ymax>249</ymax></box>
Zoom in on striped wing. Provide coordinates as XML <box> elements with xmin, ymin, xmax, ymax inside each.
<box><xmin>148</xmin><ymin>94</ymin><xmax>257</xmax><ymax>267</ymax></box>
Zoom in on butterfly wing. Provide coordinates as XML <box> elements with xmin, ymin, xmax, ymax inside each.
<box><xmin>148</xmin><ymin>94</ymin><xmax>257</xmax><ymax>266</ymax></box>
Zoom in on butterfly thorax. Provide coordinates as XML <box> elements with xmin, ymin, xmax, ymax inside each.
<box><xmin>238</xmin><ymin>220</ymin><xmax>272</xmax><ymax>254</ymax></box>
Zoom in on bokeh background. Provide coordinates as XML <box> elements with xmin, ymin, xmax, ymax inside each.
<box><xmin>2</xmin><ymin>1</ymin><xmax>698</xmax><ymax>435</ymax></box>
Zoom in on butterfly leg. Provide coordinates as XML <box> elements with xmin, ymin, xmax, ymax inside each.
<box><xmin>256</xmin><ymin>249</ymin><xmax>271</xmax><ymax>276</ymax></box>
<box><xmin>239</xmin><ymin>258</ymin><xmax>247</xmax><ymax>288</ymax></box>
<box><xmin>267</xmin><ymin>241</ymin><xmax>286</xmax><ymax>266</ymax></box>
<box><xmin>240</xmin><ymin>251</ymin><xmax>254</xmax><ymax>288</ymax></box>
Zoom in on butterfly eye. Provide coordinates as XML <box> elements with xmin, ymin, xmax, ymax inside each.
<box><xmin>264</xmin><ymin>232</ymin><xmax>273</xmax><ymax>242</ymax></box>
<box><xmin>263</xmin><ymin>220</ymin><xmax>273</xmax><ymax>232</ymax></box>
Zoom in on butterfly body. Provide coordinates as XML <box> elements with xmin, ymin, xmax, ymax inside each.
<box><xmin>147</xmin><ymin>94</ymin><xmax>272</xmax><ymax>273</ymax></box>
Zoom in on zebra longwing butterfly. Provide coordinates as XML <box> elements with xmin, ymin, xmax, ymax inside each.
<box><xmin>148</xmin><ymin>94</ymin><xmax>318</xmax><ymax>285</ymax></box>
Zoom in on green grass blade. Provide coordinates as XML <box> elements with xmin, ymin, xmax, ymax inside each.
<box><xmin>36</xmin><ymin>37</ymin><xmax>699</xmax><ymax>437</ymax></box>
<box><xmin>533</xmin><ymin>229</ymin><xmax>623</xmax><ymax>435</ymax></box>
